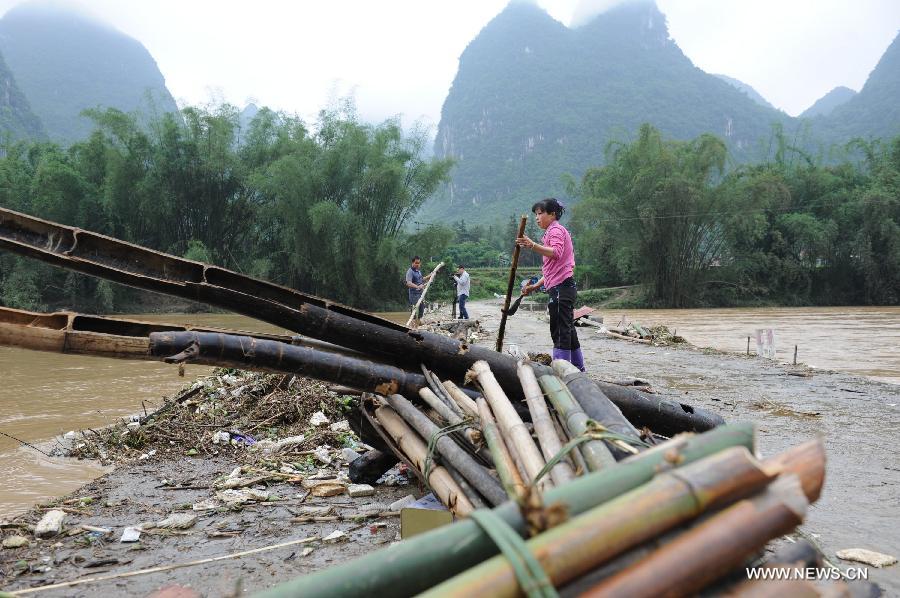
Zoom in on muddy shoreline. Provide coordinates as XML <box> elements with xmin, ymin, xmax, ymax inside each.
<box><xmin>2</xmin><ymin>299</ymin><xmax>898</xmax><ymax>595</ymax></box>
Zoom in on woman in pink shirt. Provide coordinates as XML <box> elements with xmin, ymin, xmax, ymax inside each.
<box><xmin>515</xmin><ymin>198</ymin><xmax>584</xmax><ymax>371</ymax></box>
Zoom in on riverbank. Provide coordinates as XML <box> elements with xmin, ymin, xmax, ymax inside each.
<box><xmin>1</xmin><ymin>299</ymin><xmax>898</xmax><ymax>595</ymax></box>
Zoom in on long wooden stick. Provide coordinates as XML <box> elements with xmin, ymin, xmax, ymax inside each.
<box><xmin>468</xmin><ymin>360</ymin><xmax>550</xmax><ymax>490</ymax></box>
<box><xmin>495</xmin><ymin>215</ymin><xmax>528</xmax><ymax>352</ymax></box>
<box><xmin>375</xmin><ymin>405</ymin><xmax>474</xmax><ymax>516</ymax></box>
<box><xmin>518</xmin><ymin>361</ymin><xmax>575</xmax><ymax>485</ymax></box>
<box><xmin>407</xmin><ymin>262</ymin><xmax>445</xmax><ymax>327</ymax></box>
<box><xmin>10</xmin><ymin>535</ymin><xmax>317</xmax><ymax>595</ymax></box>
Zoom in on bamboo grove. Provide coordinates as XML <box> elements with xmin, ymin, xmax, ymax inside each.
<box><xmin>1</xmin><ymin>103</ymin><xmax>898</xmax><ymax>312</ymax></box>
<box><xmin>572</xmin><ymin>124</ymin><xmax>900</xmax><ymax>307</ymax></box>
<box><xmin>0</xmin><ymin>100</ymin><xmax>453</xmax><ymax>312</ymax></box>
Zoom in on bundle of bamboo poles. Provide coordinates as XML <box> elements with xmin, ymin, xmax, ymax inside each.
<box><xmin>257</xmin><ymin>362</ymin><xmax>836</xmax><ymax>598</ymax></box>
<box><xmin>361</xmin><ymin>358</ymin><xmax>656</xmax><ymax>515</ymax></box>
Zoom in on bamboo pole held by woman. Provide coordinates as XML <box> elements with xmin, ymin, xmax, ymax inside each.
<box><xmin>496</xmin><ymin>215</ymin><xmax>528</xmax><ymax>352</ymax></box>
<box><xmin>518</xmin><ymin>361</ymin><xmax>575</xmax><ymax>485</ymax></box>
<box><xmin>375</xmin><ymin>406</ymin><xmax>474</xmax><ymax>517</ymax></box>
<box><xmin>468</xmin><ymin>360</ymin><xmax>550</xmax><ymax>490</ymax></box>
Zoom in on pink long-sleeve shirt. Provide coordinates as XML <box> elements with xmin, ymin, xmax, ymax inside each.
<box><xmin>541</xmin><ymin>220</ymin><xmax>575</xmax><ymax>289</ymax></box>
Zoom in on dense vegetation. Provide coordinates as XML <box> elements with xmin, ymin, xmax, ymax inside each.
<box><xmin>572</xmin><ymin>124</ymin><xmax>900</xmax><ymax>307</ymax></box>
<box><xmin>0</xmin><ymin>101</ymin><xmax>459</xmax><ymax>312</ymax></box>
<box><xmin>0</xmin><ymin>2</ymin><xmax>178</xmax><ymax>144</ymax></box>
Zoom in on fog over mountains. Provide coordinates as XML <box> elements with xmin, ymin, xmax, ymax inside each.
<box><xmin>423</xmin><ymin>0</ymin><xmax>900</xmax><ymax>222</ymax></box>
<box><xmin>0</xmin><ymin>1</ymin><xmax>177</xmax><ymax>144</ymax></box>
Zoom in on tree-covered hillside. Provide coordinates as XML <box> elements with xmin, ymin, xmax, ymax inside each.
<box><xmin>714</xmin><ymin>74</ymin><xmax>776</xmax><ymax>110</ymax></box>
<box><xmin>0</xmin><ymin>1</ymin><xmax>178</xmax><ymax>144</ymax></box>
<box><xmin>799</xmin><ymin>86</ymin><xmax>856</xmax><ymax>118</ymax></box>
<box><xmin>0</xmin><ymin>49</ymin><xmax>45</xmax><ymax>141</ymax></box>
<box><xmin>816</xmin><ymin>33</ymin><xmax>900</xmax><ymax>142</ymax></box>
<box><xmin>426</xmin><ymin>0</ymin><xmax>795</xmax><ymax>223</ymax></box>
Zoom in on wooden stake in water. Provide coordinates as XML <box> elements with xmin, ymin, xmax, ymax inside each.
<box><xmin>747</xmin><ymin>336</ymin><xmax>750</xmax><ymax>356</ymax></box>
<box><xmin>794</xmin><ymin>344</ymin><xmax>798</xmax><ymax>366</ymax></box>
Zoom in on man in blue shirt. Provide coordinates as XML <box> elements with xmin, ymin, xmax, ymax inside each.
<box><xmin>405</xmin><ymin>256</ymin><xmax>426</xmax><ymax>322</ymax></box>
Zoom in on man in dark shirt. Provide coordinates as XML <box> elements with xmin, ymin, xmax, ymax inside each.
<box><xmin>405</xmin><ymin>256</ymin><xmax>426</xmax><ymax>322</ymax></box>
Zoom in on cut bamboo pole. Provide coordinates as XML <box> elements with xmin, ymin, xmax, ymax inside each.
<box><xmin>761</xmin><ymin>438</ymin><xmax>826</xmax><ymax>502</ymax></box>
<box><xmin>552</xmin><ymin>359</ymin><xmax>641</xmax><ymax>459</ymax></box>
<box><xmin>444</xmin><ymin>465</ymin><xmax>488</xmax><ymax>511</ymax></box>
<box><xmin>553</xmin><ymin>414</ymin><xmax>585</xmax><ymax>475</ymax></box>
<box><xmin>421</xmin><ymin>366</ymin><xmax>464</xmax><ymax>418</ymax></box>
<box><xmin>518</xmin><ymin>361</ymin><xmax>575</xmax><ymax>485</ymax></box>
<box><xmin>255</xmin><ymin>423</ymin><xmax>755</xmax><ymax>598</ymax></box>
<box><xmin>477</xmin><ymin>398</ymin><xmax>526</xmax><ymax>501</ymax></box>
<box><xmin>375</xmin><ymin>406</ymin><xmax>473</xmax><ymax>517</ymax></box>
<box><xmin>383</xmin><ymin>394</ymin><xmax>507</xmax><ymax>507</ymax></box>
<box><xmin>539</xmin><ymin>374</ymin><xmax>616</xmax><ymax>471</ymax></box>
<box><xmin>442</xmin><ymin>380</ymin><xmax>480</xmax><ymax>417</ymax></box>
<box><xmin>418</xmin><ymin>387</ymin><xmax>461</xmax><ymax>425</ymax></box>
<box><xmin>468</xmin><ymin>360</ymin><xmax>550</xmax><ymax>490</ymax></box>
<box><xmin>406</xmin><ymin>262</ymin><xmax>444</xmax><ymax>327</ymax></box>
<box><xmin>418</xmin><ymin>387</ymin><xmax>483</xmax><ymax>449</ymax></box>
<box><xmin>149</xmin><ymin>331</ymin><xmax>432</xmax><ymax>401</ymax></box>
<box><xmin>420</xmin><ymin>446</ymin><xmax>784</xmax><ymax>598</ymax></box>
<box><xmin>582</xmin><ymin>475</ymin><xmax>809</xmax><ymax>598</ymax></box>
<box><xmin>496</xmin><ymin>215</ymin><xmax>528</xmax><ymax>352</ymax></box>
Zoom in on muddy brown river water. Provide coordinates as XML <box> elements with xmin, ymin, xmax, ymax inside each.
<box><xmin>1</xmin><ymin>307</ymin><xmax>899</xmax><ymax>520</ymax></box>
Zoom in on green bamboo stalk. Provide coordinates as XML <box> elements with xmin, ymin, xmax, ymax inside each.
<box><xmin>582</xmin><ymin>475</ymin><xmax>809</xmax><ymax>598</ymax></box>
<box><xmin>538</xmin><ymin>374</ymin><xmax>616</xmax><ymax>471</ymax></box>
<box><xmin>420</xmin><ymin>446</ymin><xmax>777</xmax><ymax>598</ymax></box>
<box><xmin>552</xmin><ymin>359</ymin><xmax>641</xmax><ymax>459</ymax></box>
<box><xmin>254</xmin><ymin>423</ymin><xmax>755</xmax><ymax>598</ymax></box>
<box><xmin>518</xmin><ymin>361</ymin><xmax>575</xmax><ymax>485</ymax></box>
<box><xmin>477</xmin><ymin>398</ymin><xmax>526</xmax><ymax>502</ymax></box>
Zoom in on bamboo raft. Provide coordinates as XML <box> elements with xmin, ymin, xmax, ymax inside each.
<box><xmin>0</xmin><ymin>208</ymin><xmax>853</xmax><ymax>596</ymax></box>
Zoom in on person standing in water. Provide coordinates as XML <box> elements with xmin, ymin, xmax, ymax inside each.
<box><xmin>515</xmin><ymin>198</ymin><xmax>584</xmax><ymax>371</ymax></box>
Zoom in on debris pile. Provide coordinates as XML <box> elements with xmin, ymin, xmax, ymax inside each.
<box><xmin>69</xmin><ymin>371</ymin><xmax>352</xmax><ymax>464</ymax></box>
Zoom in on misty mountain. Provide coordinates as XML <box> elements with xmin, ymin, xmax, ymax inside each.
<box><xmin>714</xmin><ymin>74</ymin><xmax>776</xmax><ymax>110</ymax></box>
<box><xmin>0</xmin><ymin>1</ymin><xmax>178</xmax><ymax>144</ymax></box>
<box><xmin>0</xmin><ymin>49</ymin><xmax>45</xmax><ymax>141</ymax></box>
<box><xmin>818</xmin><ymin>32</ymin><xmax>900</xmax><ymax>142</ymax></box>
<box><xmin>800</xmin><ymin>86</ymin><xmax>856</xmax><ymax>118</ymax></box>
<box><xmin>426</xmin><ymin>1</ymin><xmax>794</xmax><ymax>222</ymax></box>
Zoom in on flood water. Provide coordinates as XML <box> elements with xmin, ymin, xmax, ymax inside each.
<box><xmin>1</xmin><ymin>306</ymin><xmax>899</xmax><ymax>518</ymax></box>
<box><xmin>601</xmin><ymin>305</ymin><xmax>900</xmax><ymax>385</ymax></box>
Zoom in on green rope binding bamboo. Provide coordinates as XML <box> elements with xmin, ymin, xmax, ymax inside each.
<box><xmin>469</xmin><ymin>509</ymin><xmax>559</xmax><ymax>598</ymax></box>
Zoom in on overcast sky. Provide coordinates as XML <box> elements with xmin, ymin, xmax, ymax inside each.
<box><xmin>2</xmin><ymin>0</ymin><xmax>898</xmax><ymax>128</ymax></box>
